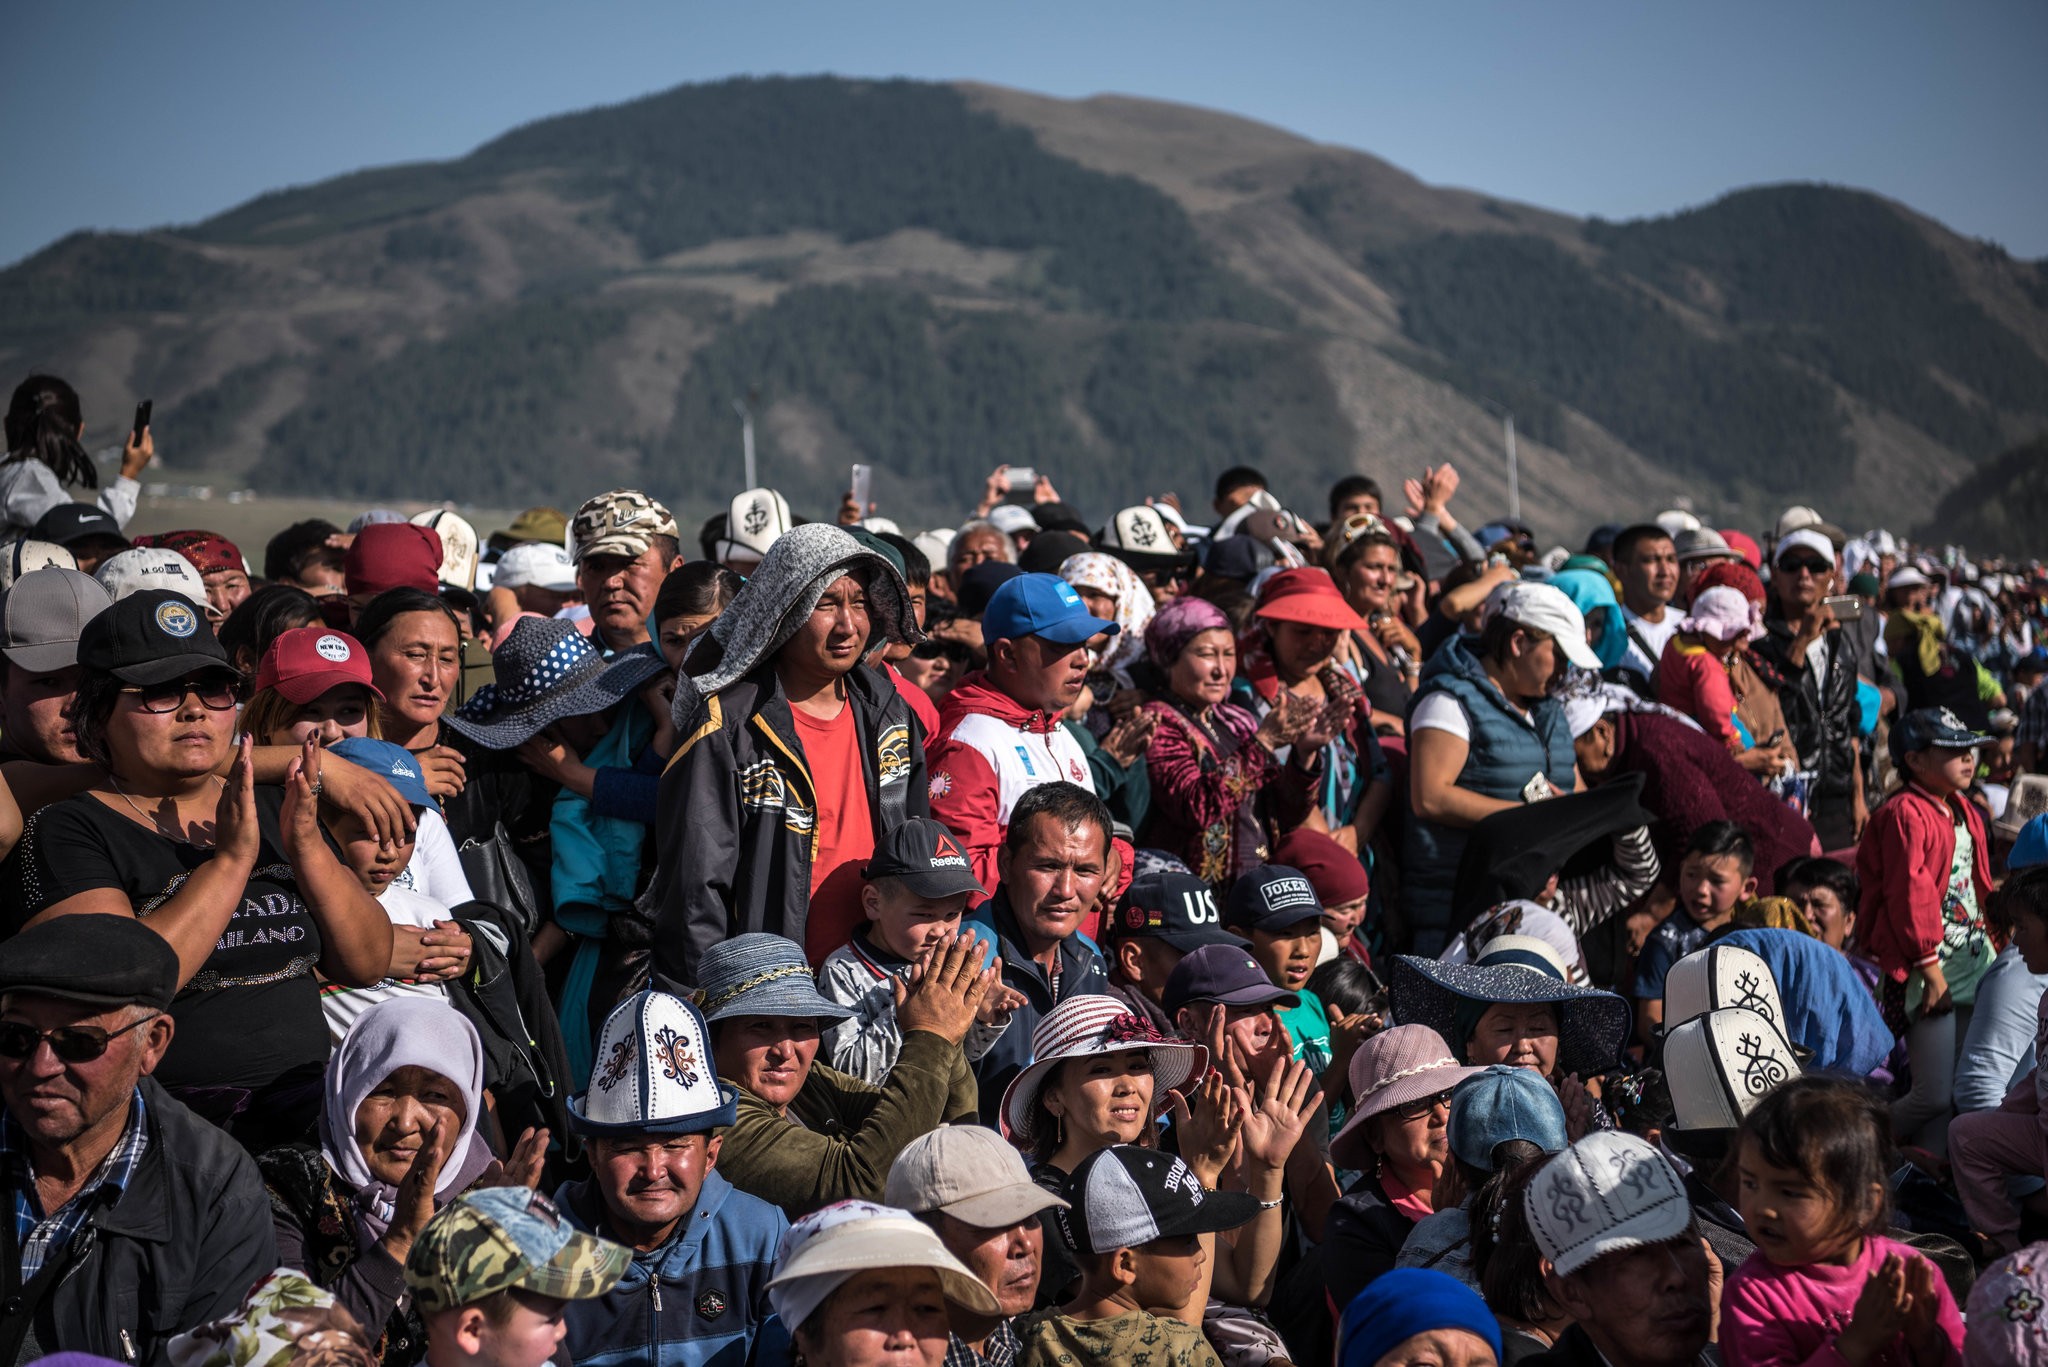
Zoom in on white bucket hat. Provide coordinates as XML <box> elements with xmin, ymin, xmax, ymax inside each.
<box><xmin>570</xmin><ymin>990</ymin><xmax>738</xmax><ymax>1135</ymax></box>
<box><xmin>768</xmin><ymin>1200</ymin><xmax>1000</xmax><ymax>1333</ymax></box>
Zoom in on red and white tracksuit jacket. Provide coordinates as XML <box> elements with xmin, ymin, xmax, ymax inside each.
<box><xmin>924</xmin><ymin>673</ymin><xmax>1096</xmax><ymax>895</ymax></box>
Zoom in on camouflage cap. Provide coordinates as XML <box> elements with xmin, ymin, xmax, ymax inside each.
<box><xmin>404</xmin><ymin>1187</ymin><xmax>630</xmax><ymax>1313</ymax></box>
<box><xmin>570</xmin><ymin>489</ymin><xmax>679</xmax><ymax>564</ymax></box>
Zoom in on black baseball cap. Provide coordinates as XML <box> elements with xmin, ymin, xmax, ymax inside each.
<box><xmin>77</xmin><ymin>588</ymin><xmax>231</xmax><ymax>686</ymax></box>
<box><xmin>1108</xmin><ymin>871</ymin><xmax>1238</xmax><ymax>953</ymax></box>
<box><xmin>31</xmin><ymin>504</ymin><xmax>129</xmax><ymax>551</ymax></box>
<box><xmin>863</xmin><ymin>817</ymin><xmax>984</xmax><ymax>899</ymax></box>
<box><xmin>1162</xmin><ymin>943</ymin><xmax>1300</xmax><ymax>1016</ymax></box>
<box><xmin>1224</xmin><ymin>864</ymin><xmax>1324</xmax><ymax>934</ymax></box>
<box><xmin>1890</xmin><ymin>706</ymin><xmax>1991</xmax><ymax>764</ymax></box>
<box><xmin>1060</xmin><ymin>1144</ymin><xmax>1261</xmax><ymax>1254</ymax></box>
<box><xmin>0</xmin><ymin>913</ymin><xmax>180</xmax><ymax>1011</ymax></box>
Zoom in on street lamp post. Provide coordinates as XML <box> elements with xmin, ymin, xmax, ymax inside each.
<box><xmin>1475</xmin><ymin>398</ymin><xmax>1519</xmax><ymax>521</ymax></box>
<box><xmin>732</xmin><ymin>397</ymin><xmax>756</xmax><ymax>491</ymax></box>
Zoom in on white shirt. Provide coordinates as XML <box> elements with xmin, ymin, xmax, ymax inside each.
<box><xmin>392</xmin><ymin>810</ymin><xmax>475</xmax><ymax>907</ymax></box>
<box><xmin>1621</xmin><ymin>605</ymin><xmax>1680</xmax><ymax>679</ymax></box>
<box><xmin>320</xmin><ymin>883</ymin><xmax>451</xmax><ymax>1042</ymax></box>
<box><xmin>0</xmin><ymin>463</ymin><xmax>140</xmax><ymax>536</ymax></box>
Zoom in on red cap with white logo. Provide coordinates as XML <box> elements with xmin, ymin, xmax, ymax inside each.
<box><xmin>255</xmin><ymin>626</ymin><xmax>384</xmax><ymax>705</ymax></box>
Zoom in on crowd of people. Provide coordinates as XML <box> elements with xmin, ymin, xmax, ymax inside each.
<box><xmin>2</xmin><ymin>367</ymin><xmax>2048</xmax><ymax>1367</ymax></box>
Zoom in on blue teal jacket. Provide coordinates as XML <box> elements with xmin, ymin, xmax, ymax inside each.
<box><xmin>558</xmin><ymin>1168</ymin><xmax>790</xmax><ymax>1367</ymax></box>
<box><xmin>1402</xmin><ymin>634</ymin><xmax>1575</xmax><ymax>942</ymax></box>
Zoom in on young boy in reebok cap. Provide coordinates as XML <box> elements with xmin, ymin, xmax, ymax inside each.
<box><xmin>1015</xmin><ymin>1144</ymin><xmax>1257</xmax><ymax>1367</ymax></box>
<box><xmin>819</xmin><ymin>815</ymin><xmax>1026</xmax><ymax>1083</ymax></box>
<box><xmin>406</xmin><ymin>1186</ymin><xmax>630</xmax><ymax>1367</ymax></box>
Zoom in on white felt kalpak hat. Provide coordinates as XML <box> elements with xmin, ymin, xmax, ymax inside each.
<box><xmin>570</xmin><ymin>990</ymin><xmax>737</xmax><ymax>1135</ymax></box>
<box><xmin>1663</xmin><ymin>943</ymin><xmax>1786</xmax><ymax>1036</ymax></box>
<box><xmin>1526</xmin><ymin>1131</ymin><xmax>1692</xmax><ymax>1276</ymax></box>
<box><xmin>1663</xmin><ymin>1006</ymin><xmax>1800</xmax><ymax>1132</ymax></box>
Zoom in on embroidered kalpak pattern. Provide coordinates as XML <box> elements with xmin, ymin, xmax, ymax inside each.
<box><xmin>595</xmin><ymin>1035</ymin><xmax>636</xmax><ymax>1092</ymax></box>
<box><xmin>1730</xmin><ymin>967</ymin><xmax>1775</xmax><ymax>1021</ymax></box>
<box><xmin>1735</xmin><ymin>1031</ymin><xmax>1790</xmax><ymax>1094</ymax></box>
<box><xmin>654</xmin><ymin>1023</ymin><xmax>701</xmax><ymax>1087</ymax></box>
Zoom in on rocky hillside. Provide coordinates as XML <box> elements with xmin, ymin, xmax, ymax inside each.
<box><xmin>3</xmin><ymin>75</ymin><xmax>2044</xmax><ymax>543</ymax></box>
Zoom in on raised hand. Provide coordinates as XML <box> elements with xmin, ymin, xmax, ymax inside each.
<box><xmin>1237</xmin><ymin>1055</ymin><xmax>1315</xmax><ymax>1171</ymax></box>
<box><xmin>1839</xmin><ymin>1253</ymin><xmax>1913</xmax><ymax>1364</ymax></box>
<box><xmin>317</xmin><ymin>754</ymin><xmax>415</xmax><ymax>847</ymax></box>
<box><xmin>1101</xmin><ymin>709</ymin><xmax>1158</xmax><ymax>765</ymax></box>
<box><xmin>892</xmin><ymin>933</ymin><xmax>992</xmax><ymax>1045</ymax></box>
<box><xmin>477</xmin><ymin>1126</ymin><xmax>551</xmax><ymax>1190</ymax></box>
<box><xmin>1558</xmin><ymin>1072</ymin><xmax>1596</xmax><ymax>1142</ymax></box>
<box><xmin>1169</xmin><ymin>1070</ymin><xmax>1242</xmax><ymax>1188</ymax></box>
<box><xmin>415</xmin><ymin>744</ymin><xmax>469</xmax><ymax>799</ymax></box>
<box><xmin>213</xmin><ymin>733</ymin><xmax>261</xmax><ymax>866</ymax></box>
<box><xmin>380</xmin><ymin>1118</ymin><xmax>446</xmax><ymax>1261</ymax></box>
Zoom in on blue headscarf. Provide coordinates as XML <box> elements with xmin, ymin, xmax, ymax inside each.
<box><xmin>1551</xmin><ymin>568</ymin><xmax>1628</xmax><ymax>670</ymax></box>
<box><xmin>1721</xmin><ymin>928</ymin><xmax>1893</xmax><ymax>1077</ymax></box>
<box><xmin>1340</xmin><ymin>1268</ymin><xmax>1503</xmax><ymax>1367</ymax></box>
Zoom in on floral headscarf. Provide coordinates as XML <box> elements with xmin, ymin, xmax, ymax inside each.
<box><xmin>168</xmin><ymin>1269</ymin><xmax>376</xmax><ymax>1367</ymax></box>
<box><xmin>1060</xmin><ymin>552</ymin><xmax>1154</xmax><ymax>679</ymax></box>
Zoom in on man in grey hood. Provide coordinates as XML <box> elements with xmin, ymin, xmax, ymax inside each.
<box><xmin>651</xmin><ymin>524</ymin><xmax>929</xmax><ymax>984</ymax></box>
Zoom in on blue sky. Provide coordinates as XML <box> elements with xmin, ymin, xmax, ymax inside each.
<box><xmin>6</xmin><ymin>0</ymin><xmax>2043</xmax><ymax>267</ymax></box>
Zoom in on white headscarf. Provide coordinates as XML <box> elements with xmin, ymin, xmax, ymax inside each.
<box><xmin>319</xmin><ymin>998</ymin><xmax>491</xmax><ymax>1245</ymax></box>
<box><xmin>1059</xmin><ymin>552</ymin><xmax>1154</xmax><ymax>680</ymax></box>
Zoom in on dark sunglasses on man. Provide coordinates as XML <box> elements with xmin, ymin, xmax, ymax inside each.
<box><xmin>118</xmin><ymin>670</ymin><xmax>245</xmax><ymax>714</ymax></box>
<box><xmin>1776</xmin><ymin>556</ymin><xmax>1831</xmax><ymax>578</ymax></box>
<box><xmin>0</xmin><ymin>1014</ymin><xmax>158</xmax><ymax>1064</ymax></box>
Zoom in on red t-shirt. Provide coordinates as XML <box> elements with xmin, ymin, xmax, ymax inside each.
<box><xmin>793</xmin><ymin>701</ymin><xmax>875</xmax><ymax>967</ymax></box>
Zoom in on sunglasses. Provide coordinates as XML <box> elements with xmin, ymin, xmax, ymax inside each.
<box><xmin>1392</xmin><ymin>1087</ymin><xmax>1456</xmax><ymax>1122</ymax></box>
<box><xmin>1776</xmin><ymin>558</ymin><xmax>1831</xmax><ymax>577</ymax></box>
<box><xmin>119</xmin><ymin>672</ymin><xmax>244</xmax><ymax>714</ymax></box>
<box><xmin>0</xmin><ymin>1014</ymin><xmax>157</xmax><ymax>1063</ymax></box>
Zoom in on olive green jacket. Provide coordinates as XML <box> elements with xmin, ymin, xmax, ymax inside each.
<box><xmin>715</xmin><ymin>1029</ymin><xmax>976</xmax><ymax>1217</ymax></box>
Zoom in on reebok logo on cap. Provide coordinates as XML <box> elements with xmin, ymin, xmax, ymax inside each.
<box><xmin>929</xmin><ymin>831</ymin><xmax>967</xmax><ymax>869</ymax></box>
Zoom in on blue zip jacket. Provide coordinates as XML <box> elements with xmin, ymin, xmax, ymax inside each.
<box><xmin>557</xmin><ymin>1167</ymin><xmax>790</xmax><ymax>1367</ymax></box>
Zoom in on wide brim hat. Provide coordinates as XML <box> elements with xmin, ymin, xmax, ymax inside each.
<box><xmin>1253</xmin><ymin>568</ymin><xmax>1368</xmax><ymax>631</ymax></box>
<box><xmin>446</xmin><ymin>619</ymin><xmax>668</xmax><ymax>749</ymax></box>
<box><xmin>697</xmin><ymin>932</ymin><xmax>857</xmax><ymax>1023</ymax></box>
<box><xmin>999</xmin><ymin>994</ymin><xmax>1208</xmax><ymax>1149</ymax></box>
<box><xmin>1388</xmin><ymin>952</ymin><xmax>1629</xmax><ymax>1081</ymax></box>
<box><xmin>571</xmin><ymin>990</ymin><xmax>739</xmax><ymax>1136</ymax></box>
<box><xmin>1329</xmin><ymin>1023</ymin><xmax>1481</xmax><ymax>1171</ymax></box>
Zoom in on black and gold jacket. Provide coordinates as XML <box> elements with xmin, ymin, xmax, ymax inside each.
<box><xmin>651</xmin><ymin>660</ymin><xmax>925</xmax><ymax>985</ymax></box>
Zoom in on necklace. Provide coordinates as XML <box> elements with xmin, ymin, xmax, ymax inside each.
<box><xmin>107</xmin><ymin>773</ymin><xmax>224</xmax><ymax>847</ymax></box>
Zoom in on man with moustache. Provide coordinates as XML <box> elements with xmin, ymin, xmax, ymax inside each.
<box><xmin>558</xmin><ymin>990</ymin><xmax>790</xmax><ymax>1367</ymax></box>
<box><xmin>887</xmin><ymin>1126</ymin><xmax>1068</xmax><ymax>1367</ymax></box>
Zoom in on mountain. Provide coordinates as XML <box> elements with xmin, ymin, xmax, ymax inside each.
<box><xmin>1917</xmin><ymin>435</ymin><xmax>2048</xmax><ymax>558</ymax></box>
<box><xmin>4</xmin><ymin>75</ymin><xmax>2046</xmax><ymax>543</ymax></box>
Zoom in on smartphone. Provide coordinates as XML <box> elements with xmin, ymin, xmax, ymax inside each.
<box><xmin>849</xmin><ymin>463</ymin><xmax>872</xmax><ymax>518</ymax></box>
<box><xmin>1822</xmin><ymin>594</ymin><xmax>1865</xmax><ymax>622</ymax></box>
<box><xmin>131</xmin><ymin>400</ymin><xmax>152</xmax><ymax>442</ymax></box>
<box><xmin>1004</xmin><ymin>466</ymin><xmax>1038</xmax><ymax>494</ymax></box>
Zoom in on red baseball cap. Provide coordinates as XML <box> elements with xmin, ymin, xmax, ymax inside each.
<box><xmin>1273</xmin><ymin>828</ymin><xmax>1369</xmax><ymax>906</ymax></box>
<box><xmin>1253</xmin><ymin>567</ymin><xmax>1367</xmax><ymax>631</ymax></box>
<box><xmin>344</xmin><ymin>523</ymin><xmax>443</xmax><ymax>597</ymax></box>
<box><xmin>255</xmin><ymin>626</ymin><xmax>384</xmax><ymax>705</ymax></box>
<box><xmin>132</xmin><ymin>530</ymin><xmax>243</xmax><ymax>578</ymax></box>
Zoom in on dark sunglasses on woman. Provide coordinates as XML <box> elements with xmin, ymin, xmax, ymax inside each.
<box><xmin>119</xmin><ymin>671</ymin><xmax>245</xmax><ymax>714</ymax></box>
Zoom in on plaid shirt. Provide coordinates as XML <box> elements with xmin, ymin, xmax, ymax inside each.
<box><xmin>3</xmin><ymin>1086</ymin><xmax>148</xmax><ymax>1283</ymax></box>
<box><xmin>944</xmin><ymin>1320</ymin><xmax>1020</xmax><ymax>1367</ymax></box>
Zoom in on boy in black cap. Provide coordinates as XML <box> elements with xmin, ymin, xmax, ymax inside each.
<box><xmin>819</xmin><ymin>816</ymin><xmax>1027</xmax><ymax>1085</ymax></box>
<box><xmin>1101</xmin><ymin>869</ymin><xmax>1237</xmax><ymax>1032</ymax></box>
<box><xmin>1225</xmin><ymin>865</ymin><xmax>1339</xmax><ymax>1080</ymax></box>
<box><xmin>1015</xmin><ymin>1144</ymin><xmax>1256</xmax><ymax>1367</ymax></box>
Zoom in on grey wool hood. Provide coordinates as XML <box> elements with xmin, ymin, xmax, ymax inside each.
<box><xmin>671</xmin><ymin>522</ymin><xmax>923</xmax><ymax>730</ymax></box>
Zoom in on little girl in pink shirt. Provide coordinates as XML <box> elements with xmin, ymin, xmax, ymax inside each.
<box><xmin>1722</xmin><ymin>1075</ymin><xmax>1963</xmax><ymax>1367</ymax></box>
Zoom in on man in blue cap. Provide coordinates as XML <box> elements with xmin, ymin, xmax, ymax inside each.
<box><xmin>557</xmin><ymin>989</ymin><xmax>790</xmax><ymax>1367</ymax></box>
<box><xmin>926</xmin><ymin>572</ymin><xmax>1116</xmax><ymax>894</ymax></box>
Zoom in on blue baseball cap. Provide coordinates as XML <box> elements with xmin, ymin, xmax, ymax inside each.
<box><xmin>2011</xmin><ymin>814</ymin><xmax>2048</xmax><ymax>873</ymax></box>
<box><xmin>329</xmin><ymin>737</ymin><xmax>439</xmax><ymax>813</ymax></box>
<box><xmin>1446</xmin><ymin>1064</ymin><xmax>1569</xmax><ymax>1171</ymax></box>
<box><xmin>981</xmin><ymin>572</ymin><xmax>1118</xmax><ymax>647</ymax></box>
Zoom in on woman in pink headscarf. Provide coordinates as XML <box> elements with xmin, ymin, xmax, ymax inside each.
<box><xmin>1138</xmin><ymin>596</ymin><xmax>1319</xmax><ymax>886</ymax></box>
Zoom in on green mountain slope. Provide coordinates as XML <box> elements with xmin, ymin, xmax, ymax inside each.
<box><xmin>1916</xmin><ymin>436</ymin><xmax>2048</xmax><ymax>557</ymax></box>
<box><xmin>1</xmin><ymin>75</ymin><xmax>2044</xmax><ymax>540</ymax></box>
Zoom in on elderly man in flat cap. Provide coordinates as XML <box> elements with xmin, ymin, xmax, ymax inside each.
<box><xmin>0</xmin><ymin>914</ymin><xmax>275</xmax><ymax>1363</ymax></box>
